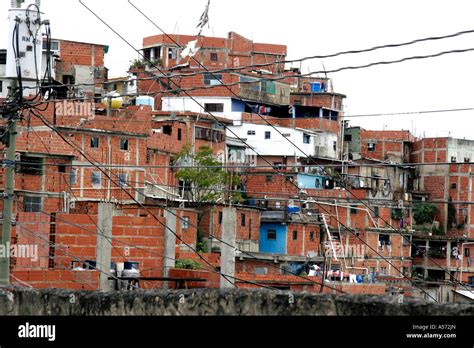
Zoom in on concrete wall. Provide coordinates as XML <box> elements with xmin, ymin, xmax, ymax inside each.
<box><xmin>0</xmin><ymin>288</ymin><xmax>472</xmax><ymax>316</ymax></box>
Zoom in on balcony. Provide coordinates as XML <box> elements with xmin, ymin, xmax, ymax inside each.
<box><xmin>238</xmin><ymin>77</ymin><xmax>290</xmax><ymax>105</ymax></box>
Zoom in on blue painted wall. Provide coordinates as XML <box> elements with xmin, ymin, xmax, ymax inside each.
<box><xmin>297</xmin><ymin>174</ymin><xmax>325</xmax><ymax>189</ymax></box>
<box><xmin>259</xmin><ymin>223</ymin><xmax>287</xmax><ymax>254</ymax></box>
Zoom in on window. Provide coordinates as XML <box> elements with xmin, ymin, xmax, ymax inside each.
<box><xmin>181</xmin><ymin>216</ymin><xmax>190</xmax><ymax>229</ymax></box>
<box><xmin>120</xmin><ymin>139</ymin><xmax>129</xmax><ymax>151</ymax></box>
<box><xmin>292</xmin><ymin>230</ymin><xmax>298</xmax><ymax>240</ymax></box>
<box><xmin>91</xmin><ymin>172</ymin><xmax>101</xmax><ymax>188</ymax></box>
<box><xmin>0</xmin><ymin>81</ymin><xmax>2</xmax><ymax>93</ymax></box>
<box><xmin>168</xmin><ymin>47</ymin><xmax>178</xmax><ymax>59</ymax></box>
<box><xmin>266</xmin><ymin>175</ymin><xmax>273</xmax><ymax>182</ymax></box>
<box><xmin>143</xmin><ymin>49</ymin><xmax>151</xmax><ymax>60</ymax></box>
<box><xmin>350</xmin><ymin>205</ymin><xmax>357</xmax><ymax>214</ymax></box>
<box><xmin>91</xmin><ymin>137</ymin><xmax>100</xmax><ymax>148</ymax></box>
<box><xmin>177</xmin><ymin>129</ymin><xmax>182</xmax><ymax>141</ymax></box>
<box><xmin>293</xmin><ymin>99</ymin><xmax>302</xmax><ymax>106</ymax></box>
<box><xmin>241</xmin><ymin>213</ymin><xmax>246</xmax><ymax>227</ymax></box>
<box><xmin>0</xmin><ymin>50</ymin><xmax>6</xmax><ymax>64</ymax></box>
<box><xmin>373</xmin><ymin>206</ymin><xmax>380</xmax><ymax>218</ymax></box>
<box><xmin>218</xmin><ymin>211</ymin><xmax>223</xmax><ymax>224</ymax></box>
<box><xmin>273</xmin><ymin>162</ymin><xmax>283</xmax><ymax>169</ymax></box>
<box><xmin>303</xmin><ymin>133</ymin><xmax>311</xmax><ymax>144</ymax></box>
<box><xmin>267</xmin><ymin>230</ymin><xmax>277</xmax><ymax>240</ymax></box>
<box><xmin>403</xmin><ymin>236</ymin><xmax>411</xmax><ymax>246</ymax></box>
<box><xmin>344</xmin><ymin>134</ymin><xmax>352</xmax><ymax>142</ymax></box>
<box><xmin>379</xmin><ymin>234</ymin><xmax>391</xmax><ymax>246</ymax></box>
<box><xmin>17</xmin><ymin>155</ymin><xmax>43</xmax><ymax>175</ymax></box>
<box><xmin>58</xmin><ymin>165</ymin><xmax>66</xmax><ymax>173</ymax></box>
<box><xmin>203</xmin><ymin>73</ymin><xmax>222</xmax><ymax>86</ymax></box>
<box><xmin>42</xmin><ymin>40</ymin><xmax>59</xmax><ymax>51</ymax></box>
<box><xmin>264</xmin><ymin>81</ymin><xmax>276</xmax><ymax>95</ymax></box>
<box><xmin>70</xmin><ymin>168</ymin><xmax>78</xmax><ymax>185</ymax></box>
<box><xmin>254</xmin><ymin>267</ymin><xmax>268</xmax><ymax>275</ymax></box>
<box><xmin>380</xmin><ymin>267</ymin><xmax>387</xmax><ymax>275</ymax></box>
<box><xmin>465</xmin><ymin>157</ymin><xmax>470</xmax><ymax>163</ymax></box>
<box><xmin>247</xmin><ymin>130</ymin><xmax>256</xmax><ymax>136</ymax></box>
<box><xmin>368</xmin><ymin>143</ymin><xmax>376</xmax><ymax>152</ymax></box>
<box><xmin>451</xmin><ymin>183</ymin><xmax>457</xmax><ymax>189</ymax></box>
<box><xmin>265</xmin><ymin>131</ymin><xmax>271</xmax><ymax>140</ymax></box>
<box><xmin>194</xmin><ymin>127</ymin><xmax>225</xmax><ymax>142</ymax></box>
<box><xmin>210</xmin><ymin>52</ymin><xmax>218</xmax><ymax>61</ymax></box>
<box><xmin>24</xmin><ymin>196</ymin><xmax>42</xmax><ymax>213</ymax></box>
<box><xmin>451</xmin><ymin>156</ymin><xmax>457</xmax><ymax>163</ymax></box>
<box><xmin>146</xmin><ymin>149</ymin><xmax>152</xmax><ymax>164</ymax></box>
<box><xmin>118</xmin><ymin>173</ymin><xmax>128</xmax><ymax>187</ymax></box>
<box><xmin>465</xmin><ymin>248</ymin><xmax>470</xmax><ymax>257</ymax></box>
<box><xmin>310</xmin><ymin>231</ymin><xmax>315</xmax><ymax>242</ymax></box>
<box><xmin>204</xmin><ymin>103</ymin><xmax>224</xmax><ymax>112</ymax></box>
<box><xmin>333</xmin><ymin>141</ymin><xmax>337</xmax><ymax>151</ymax></box>
<box><xmin>162</xmin><ymin>125</ymin><xmax>172</xmax><ymax>135</ymax></box>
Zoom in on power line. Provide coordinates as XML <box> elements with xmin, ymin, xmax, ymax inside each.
<box><xmin>21</xmin><ymin>23</ymin><xmax>474</xmax><ymax>93</ymax></box>
<box><xmin>77</xmin><ymin>1</ymin><xmax>441</xmax><ymax>297</ymax></box>
<box><xmin>13</xmin><ymin>139</ymin><xmax>348</xmax><ymax>294</ymax></box>
<box><xmin>30</xmin><ymin>108</ymin><xmax>322</xmax><ymax>291</ymax></box>
<box><xmin>123</xmin><ymin>6</ymin><xmax>474</xmax><ymax>295</ymax></box>
<box><xmin>39</xmin><ymin>1</ymin><xmax>465</xmax><ymax>297</ymax></box>
<box><xmin>11</xmin><ymin>160</ymin><xmax>474</xmax><ymax>169</ymax></box>
<box><xmin>21</xmin><ymin>45</ymin><xmax>474</xmax><ymax>98</ymax></box>
<box><xmin>11</xmin><ymin>165</ymin><xmax>474</xmax><ymax>208</ymax></box>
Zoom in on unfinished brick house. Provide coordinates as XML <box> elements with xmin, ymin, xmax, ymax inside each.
<box><xmin>45</xmin><ymin>38</ymin><xmax>109</xmax><ymax>100</ymax></box>
<box><xmin>409</xmin><ymin>137</ymin><xmax>474</xmax><ymax>285</ymax></box>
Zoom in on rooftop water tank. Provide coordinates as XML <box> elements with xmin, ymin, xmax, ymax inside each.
<box><xmin>103</xmin><ymin>92</ymin><xmax>123</xmax><ymax>109</ymax></box>
<box><xmin>310</xmin><ymin>82</ymin><xmax>322</xmax><ymax>93</ymax></box>
<box><xmin>136</xmin><ymin>96</ymin><xmax>155</xmax><ymax>111</ymax></box>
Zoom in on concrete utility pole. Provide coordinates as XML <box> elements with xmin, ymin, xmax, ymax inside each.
<box><xmin>163</xmin><ymin>210</ymin><xmax>177</xmax><ymax>289</ymax></box>
<box><xmin>0</xmin><ymin>81</ymin><xmax>19</xmax><ymax>286</ymax></box>
<box><xmin>96</xmin><ymin>203</ymin><xmax>114</xmax><ymax>291</ymax></box>
<box><xmin>221</xmin><ymin>207</ymin><xmax>236</xmax><ymax>288</ymax></box>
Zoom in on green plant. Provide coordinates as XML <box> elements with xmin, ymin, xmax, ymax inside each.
<box><xmin>176</xmin><ymin>145</ymin><xmax>242</xmax><ymax>203</ymax></box>
<box><xmin>146</xmin><ymin>58</ymin><xmax>162</xmax><ymax>68</ymax></box>
<box><xmin>391</xmin><ymin>208</ymin><xmax>404</xmax><ymax>220</ymax></box>
<box><xmin>413</xmin><ymin>203</ymin><xmax>439</xmax><ymax>225</ymax></box>
<box><xmin>175</xmin><ymin>259</ymin><xmax>202</xmax><ymax>270</ymax></box>
<box><xmin>129</xmin><ymin>59</ymin><xmax>145</xmax><ymax>70</ymax></box>
<box><xmin>196</xmin><ymin>232</ymin><xmax>207</xmax><ymax>253</ymax></box>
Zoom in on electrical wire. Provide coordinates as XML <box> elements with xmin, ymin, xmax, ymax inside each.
<box><xmin>123</xmin><ymin>1</ymin><xmax>471</xmax><ymax>296</ymax></box>
<box><xmin>54</xmin><ymin>2</ymin><xmax>454</xmax><ymax>297</ymax></box>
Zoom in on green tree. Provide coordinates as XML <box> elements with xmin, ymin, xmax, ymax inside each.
<box><xmin>413</xmin><ymin>203</ymin><xmax>439</xmax><ymax>225</ymax></box>
<box><xmin>175</xmin><ymin>145</ymin><xmax>242</xmax><ymax>204</ymax></box>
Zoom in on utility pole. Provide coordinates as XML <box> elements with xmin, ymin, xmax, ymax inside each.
<box><xmin>96</xmin><ymin>203</ymin><xmax>114</xmax><ymax>291</ymax></box>
<box><xmin>221</xmin><ymin>207</ymin><xmax>236</xmax><ymax>288</ymax></box>
<box><xmin>0</xmin><ymin>81</ymin><xmax>19</xmax><ymax>286</ymax></box>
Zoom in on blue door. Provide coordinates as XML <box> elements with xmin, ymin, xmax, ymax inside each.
<box><xmin>259</xmin><ymin>223</ymin><xmax>287</xmax><ymax>254</ymax></box>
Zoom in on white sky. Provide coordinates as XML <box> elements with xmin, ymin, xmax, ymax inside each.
<box><xmin>2</xmin><ymin>0</ymin><xmax>474</xmax><ymax>139</ymax></box>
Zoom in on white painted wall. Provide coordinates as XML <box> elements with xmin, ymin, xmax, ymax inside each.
<box><xmin>228</xmin><ymin>123</ymin><xmax>317</xmax><ymax>158</ymax></box>
<box><xmin>447</xmin><ymin>138</ymin><xmax>474</xmax><ymax>163</ymax></box>
<box><xmin>161</xmin><ymin>96</ymin><xmax>243</xmax><ymax>121</ymax></box>
<box><xmin>314</xmin><ymin>131</ymin><xmax>339</xmax><ymax>159</ymax></box>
